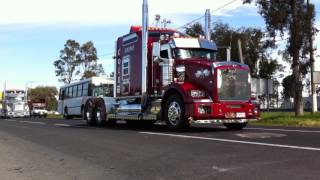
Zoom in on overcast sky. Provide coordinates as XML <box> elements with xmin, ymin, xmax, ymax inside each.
<box><xmin>0</xmin><ymin>0</ymin><xmax>319</xmax><ymax>90</ymax></box>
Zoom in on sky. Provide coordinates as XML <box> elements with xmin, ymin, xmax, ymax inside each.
<box><xmin>0</xmin><ymin>0</ymin><xmax>320</xmax><ymax>90</ymax></box>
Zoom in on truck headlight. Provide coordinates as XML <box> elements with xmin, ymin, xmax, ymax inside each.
<box><xmin>176</xmin><ymin>65</ymin><xmax>185</xmax><ymax>82</ymax></box>
<box><xmin>190</xmin><ymin>90</ymin><xmax>205</xmax><ymax>98</ymax></box>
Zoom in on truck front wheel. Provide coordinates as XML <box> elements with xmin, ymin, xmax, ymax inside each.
<box><xmin>164</xmin><ymin>95</ymin><xmax>189</xmax><ymax>131</ymax></box>
<box><xmin>84</xmin><ymin>99</ymin><xmax>96</xmax><ymax>126</ymax></box>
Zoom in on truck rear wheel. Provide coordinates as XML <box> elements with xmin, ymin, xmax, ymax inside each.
<box><xmin>224</xmin><ymin>122</ymin><xmax>248</xmax><ymax>130</ymax></box>
<box><xmin>164</xmin><ymin>95</ymin><xmax>189</xmax><ymax>131</ymax></box>
<box><xmin>95</xmin><ymin>99</ymin><xmax>107</xmax><ymax>126</ymax></box>
<box><xmin>84</xmin><ymin>99</ymin><xmax>96</xmax><ymax>126</ymax></box>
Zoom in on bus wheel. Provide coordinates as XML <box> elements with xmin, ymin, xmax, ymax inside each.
<box><xmin>164</xmin><ymin>95</ymin><xmax>189</xmax><ymax>131</ymax></box>
<box><xmin>84</xmin><ymin>99</ymin><xmax>96</xmax><ymax>126</ymax></box>
<box><xmin>224</xmin><ymin>123</ymin><xmax>248</xmax><ymax>130</ymax></box>
<box><xmin>64</xmin><ymin>107</ymin><xmax>73</xmax><ymax>119</ymax></box>
<box><xmin>95</xmin><ymin>99</ymin><xmax>107</xmax><ymax>126</ymax></box>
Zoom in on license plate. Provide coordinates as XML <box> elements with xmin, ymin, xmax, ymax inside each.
<box><xmin>236</xmin><ymin>112</ymin><xmax>246</xmax><ymax>118</ymax></box>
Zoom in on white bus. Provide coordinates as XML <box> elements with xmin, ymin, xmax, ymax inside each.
<box><xmin>58</xmin><ymin>77</ymin><xmax>115</xmax><ymax>119</ymax></box>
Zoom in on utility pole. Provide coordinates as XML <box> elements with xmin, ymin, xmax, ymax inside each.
<box><xmin>141</xmin><ymin>0</ymin><xmax>148</xmax><ymax>102</ymax></box>
<box><xmin>205</xmin><ymin>9</ymin><xmax>211</xmax><ymax>40</ymax></box>
<box><xmin>237</xmin><ymin>39</ymin><xmax>244</xmax><ymax>64</ymax></box>
<box><xmin>307</xmin><ymin>0</ymin><xmax>317</xmax><ymax>113</ymax></box>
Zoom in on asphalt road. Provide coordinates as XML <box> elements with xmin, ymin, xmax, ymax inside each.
<box><xmin>0</xmin><ymin>118</ymin><xmax>320</xmax><ymax>180</ymax></box>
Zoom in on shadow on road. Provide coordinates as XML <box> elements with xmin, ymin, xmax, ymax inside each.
<box><xmin>64</xmin><ymin>121</ymin><xmax>238</xmax><ymax>134</ymax></box>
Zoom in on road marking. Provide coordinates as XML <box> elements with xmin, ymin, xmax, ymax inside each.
<box><xmin>19</xmin><ymin>121</ymin><xmax>46</xmax><ymax>125</ymax></box>
<box><xmin>246</xmin><ymin>127</ymin><xmax>320</xmax><ymax>133</ymax></box>
<box><xmin>140</xmin><ymin>132</ymin><xmax>320</xmax><ymax>151</ymax></box>
<box><xmin>235</xmin><ymin>132</ymin><xmax>286</xmax><ymax>139</ymax></box>
<box><xmin>54</xmin><ymin>124</ymin><xmax>72</xmax><ymax>127</ymax></box>
<box><xmin>3</xmin><ymin>119</ymin><xmax>17</xmax><ymax>122</ymax></box>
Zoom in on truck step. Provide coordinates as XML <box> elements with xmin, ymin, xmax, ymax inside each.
<box><xmin>108</xmin><ymin>113</ymin><xmax>157</xmax><ymax>121</ymax></box>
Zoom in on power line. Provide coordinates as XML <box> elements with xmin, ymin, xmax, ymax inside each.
<box><xmin>177</xmin><ymin>0</ymin><xmax>240</xmax><ymax>30</ymax></box>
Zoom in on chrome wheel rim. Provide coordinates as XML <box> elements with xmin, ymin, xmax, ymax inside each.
<box><xmin>168</xmin><ymin>101</ymin><xmax>181</xmax><ymax>125</ymax></box>
<box><xmin>96</xmin><ymin>110</ymin><xmax>102</xmax><ymax>123</ymax></box>
<box><xmin>86</xmin><ymin>111</ymin><xmax>91</xmax><ymax>122</ymax></box>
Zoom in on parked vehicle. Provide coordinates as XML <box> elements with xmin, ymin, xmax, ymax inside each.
<box><xmin>28</xmin><ymin>100</ymin><xmax>48</xmax><ymax>118</ymax></box>
<box><xmin>3</xmin><ymin>90</ymin><xmax>29</xmax><ymax>118</ymax></box>
<box><xmin>57</xmin><ymin>77</ymin><xmax>114</xmax><ymax>119</ymax></box>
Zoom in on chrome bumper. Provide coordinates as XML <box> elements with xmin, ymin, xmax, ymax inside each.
<box><xmin>189</xmin><ymin>118</ymin><xmax>258</xmax><ymax>125</ymax></box>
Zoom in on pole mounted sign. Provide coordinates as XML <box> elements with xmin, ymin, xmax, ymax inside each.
<box><xmin>313</xmin><ymin>71</ymin><xmax>320</xmax><ymax>84</ymax></box>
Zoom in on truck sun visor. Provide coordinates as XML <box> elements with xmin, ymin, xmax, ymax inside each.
<box><xmin>170</xmin><ymin>38</ymin><xmax>217</xmax><ymax>51</ymax></box>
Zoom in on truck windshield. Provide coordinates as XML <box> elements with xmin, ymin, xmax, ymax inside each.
<box><xmin>7</xmin><ymin>96</ymin><xmax>24</xmax><ymax>103</ymax></box>
<box><xmin>217</xmin><ymin>68</ymin><xmax>250</xmax><ymax>101</ymax></box>
<box><xmin>92</xmin><ymin>84</ymin><xmax>113</xmax><ymax>97</ymax></box>
<box><xmin>173</xmin><ymin>48</ymin><xmax>216</xmax><ymax>60</ymax></box>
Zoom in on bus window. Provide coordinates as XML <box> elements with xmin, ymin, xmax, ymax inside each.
<box><xmin>77</xmin><ymin>84</ymin><xmax>83</xmax><ymax>97</ymax></box>
<box><xmin>65</xmin><ymin>88</ymin><xmax>69</xmax><ymax>99</ymax></box>
<box><xmin>59</xmin><ymin>88</ymin><xmax>65</xmax><ymax>100</ymax></box>
<box><xmin>83</xmin><ymin>83</ymin><xmax>89</xmax><ymax>96</ymax></box>
<box><xmin>73</xmin><ymin>86</ymin><xmax>78</xmax><ymax>97</ymax></box>
<box><xmin>68</xmin><ymin>87</ymin><xmax>73</xmax><ymax>98</ymax></box>
<box><xmin>93</xmin><ymin>84</ymin><xmax>113</xmax><ymax>97</ymax></box>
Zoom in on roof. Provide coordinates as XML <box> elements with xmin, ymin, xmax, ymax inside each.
<box><xmin>60</xmin><ymin>77</ymin><xmax>114</xmax><ymax>88</ymax></box>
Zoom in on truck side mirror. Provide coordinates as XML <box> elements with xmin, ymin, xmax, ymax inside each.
<box><xmin>152</xmin><ymin>42</ymin><xmax>161</xmax><ymax>62</ymax></box>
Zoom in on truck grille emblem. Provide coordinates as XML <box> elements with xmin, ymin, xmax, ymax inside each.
<box><xmin>195</xmin><ymin>69</ymin><xmax>210</xmax><ymax>79</ymax></box>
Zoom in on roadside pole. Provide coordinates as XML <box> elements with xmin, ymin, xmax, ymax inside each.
<box><xmin>307</xmin><ymin>0</ymin><xmax>317</xmax><ymax>113</ymax></box>
<box><xmin>205</xmin><ymin>9</ymin><xmax>211</xmax><ymax>41</ymax></box>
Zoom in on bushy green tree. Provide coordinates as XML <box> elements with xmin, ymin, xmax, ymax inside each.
<box><xmin>282</xmin><ymin>75</ymin><xmax>295</xmax><ymax>100</ymax></box>
<box><xmin>243</xmin><ymin>0</ymin><xmax>317</xmax><ymax>116</ymax></box>
<box><xmin>27</xmin><ymin>86</ymin><xmax>58</xmax><ymax>111</ymax></box>
<box><xmin>54</xmin><ymin>40</ymin><xmax>104</xmax><ymax>83</ymax></box>
<box><xmin>185</xmin><ymin>22</ymin><xmax>282</xmax><ymax>78</ymax></box>
<box><xmin>54</xmin><ymin>40</ymin><xmax>81</xmax><ymax>84</ymax></box>
<box><xmin>80</xmin><ymin>41</ymin><xmax>104</xmax><ymax>79</ymax></box>
<box><xmin>185</xmin><ymin>23</ymin><xmax>204</xmax><ymax>38</ymax></box>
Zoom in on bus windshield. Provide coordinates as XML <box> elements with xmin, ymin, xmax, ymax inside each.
<box><xmin>92</xmin><ymin>84</ymin><xmax>113</xmax><ymax>97</ymax></box>
<box><xmin>173</xmin><ymin>48</ymin><xmax>216</xmax><ymax>60</ymax></box>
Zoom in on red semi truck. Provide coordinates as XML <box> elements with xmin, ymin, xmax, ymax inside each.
<box><xmin>83</xmin><ymin>25</ymin><xmax>259</xmax><ymax>130</ymax></box>
<box><xmin>82</xmin><ymin>1</ymin><xmax>259</xmax><ymax>130</ymax></box>
<box><xmin>28</xmin><ymin>99</ymin><xmax>48</xmax><ymax>118</ymax></box>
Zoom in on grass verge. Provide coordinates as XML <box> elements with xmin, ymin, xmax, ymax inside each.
<box><xmin>47</xmin><ymin>114</ymin><xmax>63</xmax><ymax>119</ymax></box>
<box><xmin>250</xmin><ymin>112</ymin><xmax>320</xmax><ymax>127</ymax></box>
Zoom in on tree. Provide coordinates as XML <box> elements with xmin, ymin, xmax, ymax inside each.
<box><xmin>258</xmin><ymin>59</ymin><xmax>283</xmax><ymax>79</ymax></box>
<box><xmin>109</xmin><ymin>72</ymin><xmax>114</xmax><ymax>78</ymax></box>
<box><xmin>185</xmin><ymin>23</ymin><xmax>204</xmax><ymax>38</ymax></box>
<box><xmin>27</xmin><ymin>86</ymin><xmax>58</xmax><ymax>111</ymax></box>
<box><xmin>54</xmin><ymin>40</ymin><xmax>81</xmax><ymax>84</ymax></box>
<box><xmin>185</xmin><ymin>22</ymin><xmax>281</xmax><ymax>78</ymax></box>
<box><xmin>282</xmin><ymin>75</ymin><xmax>295</xmax><ymax>100</ymax></box>
<box><xmin>79</xmin><ymin>41</ymin><xmax>104</xmax><ymax>79</ymax></box>
<box><xmin>243</xmin><ymin>0</ymin><xmax>315</xmax><ymax>116</ymax></box>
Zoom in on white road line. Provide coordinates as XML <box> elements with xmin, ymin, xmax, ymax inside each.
<box><xmin>140</xmin><ymin>132</ymin><xmax>320</xmax><ymax>151</ymax></box>
<box><xmin>246</xmin><ymin>127</ymin><xmax>320</xmax><ymax>133</ymax></box>
<box><xmin>54</xmin><ymin>124</ymin><xmax>72</xmax><ymax>127</ymax></box>
<box><xmin>19</xmin><ymin>121</ymin><xmax>46</xmax><ymax>125</ymax></box>
<box><xmin>3</xmin><ymin>119</ymin><xmax>17</xmax><ymax>122</ymax></box>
